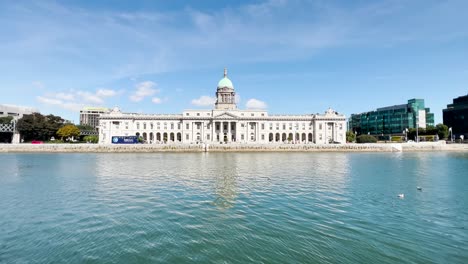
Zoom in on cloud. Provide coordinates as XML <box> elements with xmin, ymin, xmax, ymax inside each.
<box><xmin>96</xmin><ymin>89</ymin><xmax>117</xmax><ymax>97</ymax></box>
<box><xmin>246</xmin><ymin>99</ymin><xmax>268</xmax><ymax>109</ymax></box>
<box><xmin>130</xmin><ymin>81</ymin><xmax>159</xmax><ymax>102</ymax></box>
<box><xmin>151</xmin><ymin>97</ymin><xmax>162</xmax><ymax>104</ymax></box>
<box><xmin>5</xmin><ymin>0</ymin><xmax>466</xmax><ymax>81</ymax></box>
<box><xmin>191</xmin><ymin>95</ymin><xmax>216</xmax><ymax>107</ymax></box>
<box><xmin>55</xmin><ymin>92</ymin><xmax>75</xmax><ymax>101</ymax></box>
<box><xmin>36</xmin><ymin>96</ymin><xmax>83</xmax><ymax>112</ymax></box>
<box><xmin>36</xmin><ymin>88</ymin><xmax>118</xmax><ymax>112</ymax></box>
<box><xmin>32</xmin><ymin>81</ymin><xmax>45</xmax><ymax>89</ymax></box>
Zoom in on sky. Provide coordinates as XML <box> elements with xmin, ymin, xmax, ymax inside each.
<box><xmin>1</xmin><ymin>0</ymin><xmax>467</xmax><ymax>124</ymax></box>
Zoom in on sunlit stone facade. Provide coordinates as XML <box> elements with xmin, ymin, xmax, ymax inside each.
<box><xmin>98</xmin><ymin>70</ymin><xmax>347</xmax><ymax>144</ymax></box>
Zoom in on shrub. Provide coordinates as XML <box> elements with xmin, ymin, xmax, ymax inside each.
<box><xmin>356</xmin><ymin>135</ymin><xmax>377</xmax><ymax>143</ymax></box>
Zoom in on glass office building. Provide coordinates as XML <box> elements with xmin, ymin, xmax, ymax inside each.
<box><xmin>443</xmin><ymin>94</ymin><xmax>468</xmax><ymax>137</ymax></box>
<box><xmin>349</xmin><ymin>99</ymin><xmax>435</xmax><ymax>135</ymax></box>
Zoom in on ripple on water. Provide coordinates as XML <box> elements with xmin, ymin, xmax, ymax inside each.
<box><xmin>0</xmin><ymin>152</ymin><xmax>467</xmax><ymax>263</ymax></box>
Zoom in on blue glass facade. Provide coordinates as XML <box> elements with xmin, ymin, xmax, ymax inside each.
<box><xmin>349</xmin><ymin>99</ymin><xmax>435</xmax><ymax>135</ymax></box>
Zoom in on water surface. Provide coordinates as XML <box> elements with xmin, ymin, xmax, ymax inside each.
<box><xmin>0</xmin><ymin>152</ymin><xmax>467</xmax><ymax>263</ymax></box>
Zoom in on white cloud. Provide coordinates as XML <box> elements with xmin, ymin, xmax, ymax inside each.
<box><xmin>151</xmin><ymin>97</ymin><xmax>162</xmax><ymax>104</ymax></box>
<box><xmin>191</xmin><ymin>95</ymin><xmax>216</xmax><ymax>107</ymax></box>
<box><xmin>96</xmin><ymin>89</ymin><xmax>117</xmax><ymax>97</ymax></box>
<box><xmin>32</xmin><ymin>81</ymin><xmax>45</xmax><ymax>89</ymax></box>
<box><xmin>246</xmin><ymin>98</ymin><xmax>268</xmax><ymax>109</ymax></box>
<box><xmin>55</xmin><ymin>92</ymin><xmax>75</xmax><ymax>101</ymax></box>
<box><xmin>36</xmin><ymin>88</ymin><xmax>118</xmax><ymax>112</ymax></box>
<box><xmin>130</xmin><ymin>81</ymin><xmax>159</xmax><ymax>102</ymax></box>
<box><xmin>36</xmin><ymin>96</ymin><xmax>83</xmax><ymax>111</ymax></box>
<box><xmin>77</xmin><ymin>91</ymin><xmax>104</xmax><ymax>104</ymax></box>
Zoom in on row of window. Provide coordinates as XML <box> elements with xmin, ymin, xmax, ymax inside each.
<box><xmin>102</xmin><ymin>121</ymin><xmax>344</xmax><ymax>131</ymax></box>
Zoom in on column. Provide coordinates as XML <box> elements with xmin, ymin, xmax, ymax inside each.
<box><xmin>227</xmin><ymin>121</ymin><xmax>232</xmax><ymax>142</ymax></box>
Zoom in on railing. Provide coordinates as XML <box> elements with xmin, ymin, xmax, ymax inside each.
<box><xmin>0</xmin><ymin>123</ymin><xmax>14</xmax><ymax>132</ymax></box>
<box><xmin>80</xmin><ymin>130</ymin><xmax>98</xmax><ymax>136</ymax></box>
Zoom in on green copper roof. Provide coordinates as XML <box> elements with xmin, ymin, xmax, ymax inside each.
<box><xmin>217</xmin><ymin>77</ymin><xmax>234</xmax><ymax>89</ymax></box>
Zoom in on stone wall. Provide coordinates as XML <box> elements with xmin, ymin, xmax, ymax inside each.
<box><xmin>1</xmin><ymin>142</ymin><xmax>467</xmax><ymax>153</ymax></box>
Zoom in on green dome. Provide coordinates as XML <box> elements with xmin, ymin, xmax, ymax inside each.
<box><xmin>217</xmin><ymin>77</ymin><xmax>234</xmax><ymax>89</ymax></box>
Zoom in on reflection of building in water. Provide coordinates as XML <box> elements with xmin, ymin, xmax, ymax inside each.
<box><xmin>99</xmin><ymin>69</ymin><xmax>347</xmax><ymax>144</ymax></box>
<box><xmin>212</xmin><ymin>155</ymin><xmax>239</xmax><ymax>209</ymax></box>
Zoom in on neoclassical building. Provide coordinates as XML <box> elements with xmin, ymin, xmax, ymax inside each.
<box><xmin>98</xmin><ymin>69</ymin><xmax>347</xmax><ymax>144</ymax></box>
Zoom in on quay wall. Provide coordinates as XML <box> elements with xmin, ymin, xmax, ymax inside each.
<box><xmin>1</xmin><ymin>142</ymin><xmax>467</xmax><ymax>153</ymax></box>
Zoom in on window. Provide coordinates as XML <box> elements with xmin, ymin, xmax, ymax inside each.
<box><xmin>270</xmin><ymin>124</ymin><xmax>273</xmax><ymax>130</ymax></box>
<box><xmin>150</xmin><ymin>123</ymin><xmax>153</xmax><ymax>129</ymax></box>
<box><xmin>340</xmin><ymin>124</ymin><xmax>343</xmax><ymax>130</ymax></box>
<box><xmin>171</xmin><ymin>123</ymin><xmax>174</xmax><ymax>130</ymax></box>
<box><xmin>186</xmin><ymin>134</ymin><xmax>189</xmax><ymax>140</ymax></box>
<box><xmin>319</xmin><ymin>124</ymin><xmax>322</xmax><ymax>130</ymax></box>
<box><xmin>186</xmin><ymin>124</ymin><xmax>190</xmax><ymax>129</ymax></box>
<box><xmin>241</xmin><ymin>134</ymin><xmax>244</xmax><ymax>140</ymax></box>
<box><xmin>261</xmin><ymin>134</ymin><xmax>265</xmax><ymax>140</ymax></box>
<box><xmin>283</xmin><ymin>124</ymin><xmax>286</xmax><ymax>130</ymax></box>
<box><xmin>186</xmin><ymin>113</ymin><xmax>189</xmax><ymax>116</ymax></box>
<box><xmin>178</xmin><ymin>123</ymin><xmax>181</xmax><ymax>130</ymax></box>
<box><xmin>197</xmin><ymin>113</ymin><xmax>200</xmax><ymax>116</ymax></box>
<box><xmin>216</xmin><ymin>124</ymin><xmax>220</xmax><ymax>130</ymax></box>
<box><xmin>197</xmin><ymin>124</ymin><xmax>201</xmax><ymax>130</ymax></box>
<box><xmin>207</xmin><ymin>124</ymin><xmax>211</xmax><ymax>129</ymax></box>
<box><xmin>250</xmin><ymin>124</ymin><xmax>255</xmax><ymax>130</ymax></box>
<box><xmin>143</xmin><ymin>123</ymin><xmax>146</xmax><ymax>130</ymax></box>
<box><xmin>207</xmin><ymin>134</ymin><xmax>210</xmax><ymax>140</ymax></box>
<box><xmin>261</xmin><ymin>113</ymin><xmax>265</xmax><ymax>116</ymax></box>
<box><xmin>241</xmin><ymin>123</ymin><xmax>245</xmax><ymax>128</ymax></box>
<box><xmin>207</xmin><ymin>113</ymin><xmax>210</xmax><ymax>116</ymax></box>
<box><xmin>261</xmin><ymin>123</ymin><xmax>265</xmax><ymax>130</ymax></box>
<box><xmin>251</xmin><ymin>113</ymin><xmax>254</xmax><ymax>116</ymax></box>
<box><xmin>136</xmin><ymin>123</ymin><xmax>140</xmax><ymax>130</ymax></box>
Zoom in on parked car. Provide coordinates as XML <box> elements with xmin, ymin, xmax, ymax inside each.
<box><xmin>31</xmin><ymin>140</ymin><xmax>43</xmax><ymax>144</ymax></box>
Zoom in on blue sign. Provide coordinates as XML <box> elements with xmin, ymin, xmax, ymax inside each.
<box><xmin>111</xmin><ymin>136</ymin><xmax>138</xmax><ymax>144</ymax></box>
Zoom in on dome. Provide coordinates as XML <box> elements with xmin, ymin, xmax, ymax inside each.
<box><xmin>217</xmin><ymin>68</ymin><xmax>234</xmax><ymax>89</ymax></box>
<box><xmin>217</xmin><ymin>77</ymin><xmax>234</xmax><ymax>89</ymax></box>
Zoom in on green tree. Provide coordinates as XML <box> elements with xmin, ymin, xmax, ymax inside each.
<box><xmin>77</xmin><ymin>124</ymin><xmax>95</xmax><ymax>131</ymax></box>
<box><xmin>346</xmin><ymin>131</ymin><xmax>356</xmax><ymax>142</ymax></box>
<box><xmin>83</xmin><ymin>135</ymin><xmax>99</xmax><ymax>143</ymax></box>
<box><xmin>57</xmin><ymin>124</ymin><xmax>81</xmax><ymax>141</ymax></box>
<box><xmin>17</xmin><ymin>113</ymin><xmax>65</xmax><ymax>141</ymax></box>
<box><xmin>356</xmin><ymin>134</ymin><xmax>377</xmax><ymax>143</ymax></box>
<box><xmin>0</xmin><ymin>116</ymin><xmax>13</xmax><ymax>124</ymax></box>
<box><xmin>436</xmin><ymin>123</ymin><xmax>449</xmax><ymax>139</ymax></box>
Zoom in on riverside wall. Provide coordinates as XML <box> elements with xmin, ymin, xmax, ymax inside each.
<box><xmin>1</xmin><ymin>142</ymin><xmax>467</xmax><ymax>153</ymax></box>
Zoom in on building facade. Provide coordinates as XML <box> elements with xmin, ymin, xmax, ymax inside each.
<box><xmin>80</xmin><ymin>107</ymin><xmax>110</xmax><ymax>130</ymax></box>
<box><xmin>443</xmin><ymin>94</ymin><xmax>468</xmax><ymax>138</ymax></box>
<box><xmin>0</xmin><ymin>104</ymin><xmax>38</xmax><ymax>121</ymax></box>
<box><xmin>98</xmin><ymin>70</ymin><xmax>347</xmax><ymax>144</ymax></box>
<box><xmin>349</xmin><ymin>99</ymin><xmax>435</xmax><ymax>135</ymax></box>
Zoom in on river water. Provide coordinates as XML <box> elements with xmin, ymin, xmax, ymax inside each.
<box><xmin>0</xmin><ymin>152</ymin><xmax>467</xmax><ymax>263</ymax></box>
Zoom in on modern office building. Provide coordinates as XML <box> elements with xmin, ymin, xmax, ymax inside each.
<box><xmin>349</xmin><ymin>99</ymin><xmax>435</xmax><ymax>135</ymax></box>
<box><xmin>98</xmin><ymin>69</ymin><xmax>347</xmax><ymax>144</ymax></box>
<box><xmin>443</xmin><ymin>94</ymin><xmax>468</xmax><ymax>138</ymax></box>
<box><xmin>80</xmin><ymin>107</ymin><xmax>110</xmax><ymax>130</ymax></box>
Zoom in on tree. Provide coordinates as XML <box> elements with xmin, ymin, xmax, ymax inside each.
<box><xmin>17</xmin><ymin>113</ymin><xmax>65</xmax><ymax>141</ymax></box>
<box><xmin>346</xmin><ymin>131</ymin><xmax>356</xmax><ymax>142</ymax></box>
<box><xmin>77</xmin><ymin>124</ymin><xmax>95</xmax><ymax>131</ymax></box>
<box><xmin>83</xmin><ymin>135</ymin><xmax>99</xmax><ymax>143</ymax></box>
<box><xmin>436</xmin><ymin>123</ymin><xmax>449</xmax><ymax>139</ymax></box>
<box><xmin>356</xmin><ymin>134</ymin><xmax>377</xmax><ymax>143</ymax></box>
<box><xmin>57</xmin><ymin>124</ymin><xmax>81</xmax><ymax>141</ymax></box>
<box><xmin>0</xmin><ymin>116</ymin><xmax>13</xmax><ymax>124</ymax></box>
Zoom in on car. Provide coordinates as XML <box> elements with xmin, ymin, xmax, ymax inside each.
<box><xmin>31</xmin><ymin>140</ymin><xmax>43</xmax><ymax>144</ymax></box>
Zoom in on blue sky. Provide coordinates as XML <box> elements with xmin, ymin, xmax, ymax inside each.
<box><xmin>1</xmin><ymin>0</ymin><xmax>467</xmax><ymax>124</ymax></box>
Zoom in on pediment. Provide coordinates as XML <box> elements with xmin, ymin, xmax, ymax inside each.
<box><xmin>213</xmin><ymin>112</ymin><xmax>238</xmax><ymax>119</ymax></box>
